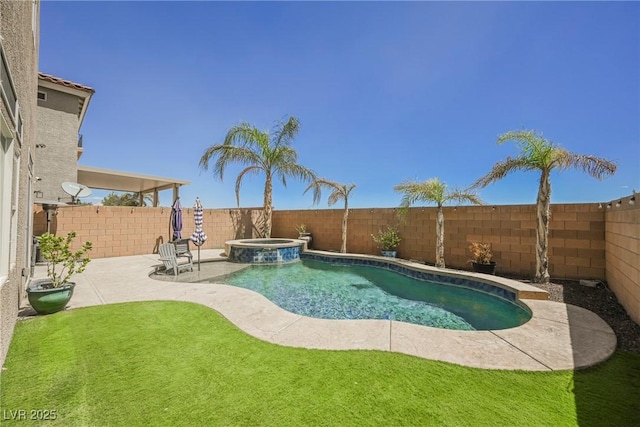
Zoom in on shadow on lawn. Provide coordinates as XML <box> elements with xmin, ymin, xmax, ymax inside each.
<box><xmin>572</xmin><ymin>352</ymin><xmax>640</xmax><ymax>425</ymax></box>
<box><xmin>562</xmin><ymin>281</ymin><xmax>640</xmax><ymax>425</ymax></box>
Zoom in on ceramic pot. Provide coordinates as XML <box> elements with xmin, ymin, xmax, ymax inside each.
<box><xmin>27</xmin><ymin>278</ymin><xmax>75</xmax><ymax>314</ymax></box>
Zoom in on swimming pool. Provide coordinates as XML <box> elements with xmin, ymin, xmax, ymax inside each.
<box><xmin>205</xmin><ymin>255</ymin><xmax>532</xmax><ymax>331</ymax></box>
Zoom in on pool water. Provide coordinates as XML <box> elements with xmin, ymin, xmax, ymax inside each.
<box><xmin>209</xmin><ymin>259</ymin><xmax>531</xmax><ymax>331</ymax></box>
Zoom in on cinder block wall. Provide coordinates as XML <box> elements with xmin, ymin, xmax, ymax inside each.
<box><xmin>605</xmin><ymin>196</ymin><xmax>640</xmax><ymax>324</ymax></box>
<box><xmin>272</xmin><ymin>203</ymin><xmax>606</xmax><ymax>280</ymax></box>
<box><xmin>39</xmin><ymin>203</ymin><xmax>608</xmax><ymax>281</ymax></box>
<box><xmin>33</xmin><ymin>205</ymin><xmax>263</xmax><ymax>258</ymax></box>
<box><xmin>33</xmin><ymin>201</ymin><xmax>640</xmax><ymax>325</ymax></box>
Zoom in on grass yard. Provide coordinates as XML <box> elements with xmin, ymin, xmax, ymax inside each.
<box><xmin>1</xmin><ymin>301</ymin><xmax>639</xmax><ymax>426</ymax></box>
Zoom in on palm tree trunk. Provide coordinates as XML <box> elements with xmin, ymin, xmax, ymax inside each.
<box><xmin>341</xmin><ymin>201</ymin><xmax>349</xmax><ymax>253</ymax></box>
<box><xmin>435</xmin><ymin>206</ymin><xmax>445</xmax><ymax>268</ymax></box>
<box><xmin>263</xmin><ymin>174</ymin><xmax>273</xmax><ymax>238</ymax></box>
<box><xmin>535</xmin><ymin>170</ymin><xmax>551</xmax><ymax>283</ymax></box>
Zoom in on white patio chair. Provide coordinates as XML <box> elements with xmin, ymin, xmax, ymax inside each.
<box><xmin>174</xmin><ymin>239</ymin><xmax>193</xmax><ymax>265</ymax></box>
<box><xmin>158</xmin><ymin>242</ymin><xmax>193</xmax><ymax>276</ymax></box>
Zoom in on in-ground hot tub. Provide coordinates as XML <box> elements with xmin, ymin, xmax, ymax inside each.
<box><xmin>225</xmin><ymin>238</ymin><xmax>306</xmax><ymax>264</ymax></box>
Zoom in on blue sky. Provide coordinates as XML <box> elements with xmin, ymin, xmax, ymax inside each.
<box><xmin>39</xmin><ymin>1</ymin><xmax>639</xmax><ymax>209</ymax></box>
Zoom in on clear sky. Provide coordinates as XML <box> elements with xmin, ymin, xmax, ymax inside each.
<box><xmin>39</xmin><ymin>1</ymin><xmax>639</xmax><ymax>209</ymax></box>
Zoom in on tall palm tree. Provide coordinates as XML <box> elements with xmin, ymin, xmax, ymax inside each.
<box><xmin>394</xmin><ymin>178</ymin><xmax>483</xmax><ymax>268</ymax></box>
<box><xmin>472</xmin><ymin>129</ymin><xmax>617</xmax><ymax>283</ymax></box>
<box><xmin>102</xmin><ymin>191</ymin><xmax>154</xmax><ymax>207</ymax></box>
<box><xmin>135</xmin><ymin>192</ymin><xmax>155</xmax><ymax>207</ymax></box>
<box><xmin>305</xmin><ymin>178</ymin><xmax>356</xmax><ymax>253</ymax></box>
<box><xmin>199</xmin><ymin>116</ymin><xmax>316</xmax><ymax>237</ymax></box>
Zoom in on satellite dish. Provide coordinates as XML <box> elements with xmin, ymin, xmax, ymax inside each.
<box><xmin>61</xmin><ymin>182</ymin><xmax>92</xmax><ymax>203</ymax></box>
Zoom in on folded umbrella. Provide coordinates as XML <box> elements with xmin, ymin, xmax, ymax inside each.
<box><xmin>170</xmin><ymin>197</ymin><xmax>183</xmax><ymax>241</ymax></box>
<box><xmin>190</xmin><ymin>197</ymin><xmax>207</xmax><ymax>270</ymax></box>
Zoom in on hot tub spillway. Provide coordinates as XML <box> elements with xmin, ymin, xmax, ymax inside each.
<box><xmin>225</xmin><ymin>238</ymin><xmax>305</xmax><ymax>264</ymax></box>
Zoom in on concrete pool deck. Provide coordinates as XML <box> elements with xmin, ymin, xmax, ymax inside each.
<box><xmin>24</xmin><ymin>249</ymin><xmax>616</xmax><ymax>371</ymax></box>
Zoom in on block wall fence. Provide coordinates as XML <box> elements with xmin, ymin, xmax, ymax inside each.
<box><xmin>34</xmin><ymin>200</ymin><xmax>639</xmax><ymax>324</ymax></box>
<box><xmin>34</xmin><ymin>205</ymin><xmax>263</xmax><ymax>258</ymax></box>
<box><xmin>604</xmin><ymin>199</ymin><xmax>640</xmax><ymax>324</ymax></box>
<box><xmin>272</xmin><ymin>204</ymin><xmax>607</xmax><ymax>279</ymax></box>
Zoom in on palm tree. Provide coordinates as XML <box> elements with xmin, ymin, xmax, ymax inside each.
<box><xmin>199</xmin><ymin>116</ymin><xmax>316</xmax><ymax>237</ymax></box>
<box><xmin>305</xmin><ymin>178</ymin><xmax>356</xmax><ymax>253</ymax></box>
<box><xmin>136</xmin><ymin>192</ymin><xmax>155</xmax><ymax>207</ymax></box>
<box><xmin>472</xmin><ymin>129</ymin><xmax>617</xmax><ymax>283</ymax></box>
<box><xmin>102</xmin><ymin>191</ymin><xmax>154</xmax><ymax>207</ymax></box>
<box><xmin>394</xmin><ymin>178</ymin><xmax>483</xmax><ymax>268</ymax></box>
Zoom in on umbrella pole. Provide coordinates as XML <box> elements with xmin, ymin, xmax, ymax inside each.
<box><xmin>198</xmin><ymin>246</ymin><xmax>201</xmax><ymax>271</ymax></box>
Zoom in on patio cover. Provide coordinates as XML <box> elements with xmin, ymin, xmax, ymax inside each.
<box><xmin>77</xmin><ymin>165</ymin><xmax>191</xmax><ymax>207</ymax></box>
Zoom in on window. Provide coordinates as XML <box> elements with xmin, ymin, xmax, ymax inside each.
<box><xmin>0</xmin><ymin>45</ymin><xmax>17</xmax><ymax>120</ymax></box>
<box><xmin>0</xmin><ymin>112</ymin><xmax>14</xmax><ymax>281</ymax></box>
<box><xmin>14</xmin><ymin>102</ymin><xmax>23</xmax><ymax>145</ymax></box>
<box><xmin>37</xmin><ymin>91</ymin><xmax>47</xmax><ymax>101</ymax></box>
<box><xmin>16</xmin><ymin>111</ymin><xmax>23</xmax><ymax>143</ymax></box>
<box><xmin>10</xmin><ymin>151</ymin><xmax>19</xmax><ymax>267</ymax></box>
<box><xmin>24</xmin><ymin>153</ymin><xmax>34</xmax><ymax>274</ymax></box>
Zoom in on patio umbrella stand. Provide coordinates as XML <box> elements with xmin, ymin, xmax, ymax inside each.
<box><xmin>190</xmin><ymin>197</ymin><xmax>208</xmax><ymax>271</ymax></box>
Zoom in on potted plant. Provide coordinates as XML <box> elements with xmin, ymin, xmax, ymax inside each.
<box><xmin>468</xmin><ymin>241</ymin><xmax>496</xmax><ymax>274</ymax></box>
<box><xmin>27</xmin><ymin>231</ymin><xmax>92</xmax><ymax>314</ymax></box>
<box><xmin>371</xmin><ymin>226</ymin><xmax>401</xmax><ymax>257</ymax></box>
<box><xmin>295</xmin><ymin>224</ymin><xmax>312</xmax><ymax>249</ymax></box>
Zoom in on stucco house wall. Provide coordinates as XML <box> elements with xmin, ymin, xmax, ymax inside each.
<box><xmin>0</xmin><ymin>0</ymin><xmax>40</xmax><ymax>366</ymax></box>
<box><xmin>34</xmin><ymin>76</ymin><xmax>93</xmax><ymax>203</ymax></box>
<box><xmin>35</xmin><ymin>93</ymin><xmax>82</xmax><ymax>201</ymax></box>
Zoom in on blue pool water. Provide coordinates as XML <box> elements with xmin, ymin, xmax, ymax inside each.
<box><xmin>210</xmin><ymin>259</ymin><xmax>531</xmax><ymax>331</ymax></box>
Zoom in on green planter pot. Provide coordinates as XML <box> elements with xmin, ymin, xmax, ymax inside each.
<box><xmin>27</xmin><ymin>279</ymin><xmax>75</xmax><ymax>315</ymax></box>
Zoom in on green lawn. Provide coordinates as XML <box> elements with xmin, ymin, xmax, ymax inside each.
<box><xmin>1</xmin><ymin>301</ymin><xmax>638</xmax><ymax>426</ymax></box>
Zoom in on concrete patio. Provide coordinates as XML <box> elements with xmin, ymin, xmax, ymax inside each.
<box><xmin>23</xmin><ymin>250</ymin><xmax>617</xmax><ymax>371</ymax></box>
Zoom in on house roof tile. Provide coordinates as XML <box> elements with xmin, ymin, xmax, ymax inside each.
<box><xmin>38</xmin><ymin>72</ymin><xmax>95</xmax><ymax>93</ymax></box>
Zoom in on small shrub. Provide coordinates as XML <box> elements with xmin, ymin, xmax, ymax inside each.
<box><xmin>372</xmin><ymin>226</ymin><xmax>401</xmax><ymax>251</ymax></box>
<box><xmin>469</xmin><ymin>242</ymin><xmax>493</xmax><ymax>264</ymax></box>
<box><xmin>38</xmin><ymin>231</ymin><xmax>92</xmax><ymax>288</ymax></box>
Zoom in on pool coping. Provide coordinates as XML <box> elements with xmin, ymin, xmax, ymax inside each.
<box><xmin>302</xmin><ymin>250</ymin><xmax>549</xmax><ymax>304</ymax></box>
<box><xmin>25</xmin><ymin>249</ymin><xmax>617</xmax><ymax>371</ymax></box>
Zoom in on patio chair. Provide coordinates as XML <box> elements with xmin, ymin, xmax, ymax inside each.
<box><xmin>158</xmin><ymin>242</ymin><xmax>193</xmax><ymax>276</ymax></box>
<box><xmin>174</xmin><ymin>238</ymin><xmax>193</xmax><ymax>264</ymax></box>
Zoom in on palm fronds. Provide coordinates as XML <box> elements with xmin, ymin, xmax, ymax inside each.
<box><xmin>199</xmin><ymin>115</ymin><xmax>315</xmax><ymax>237</ymax></box>
<box><xmin>394</xmin><ymin>178</ymin><xmax>481</xmax><ymax>207</ymax></box>
<box><xmin>476</xmin><ymin>128</ymin><xmax>617</xmax><ymax>282</ymax></box>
